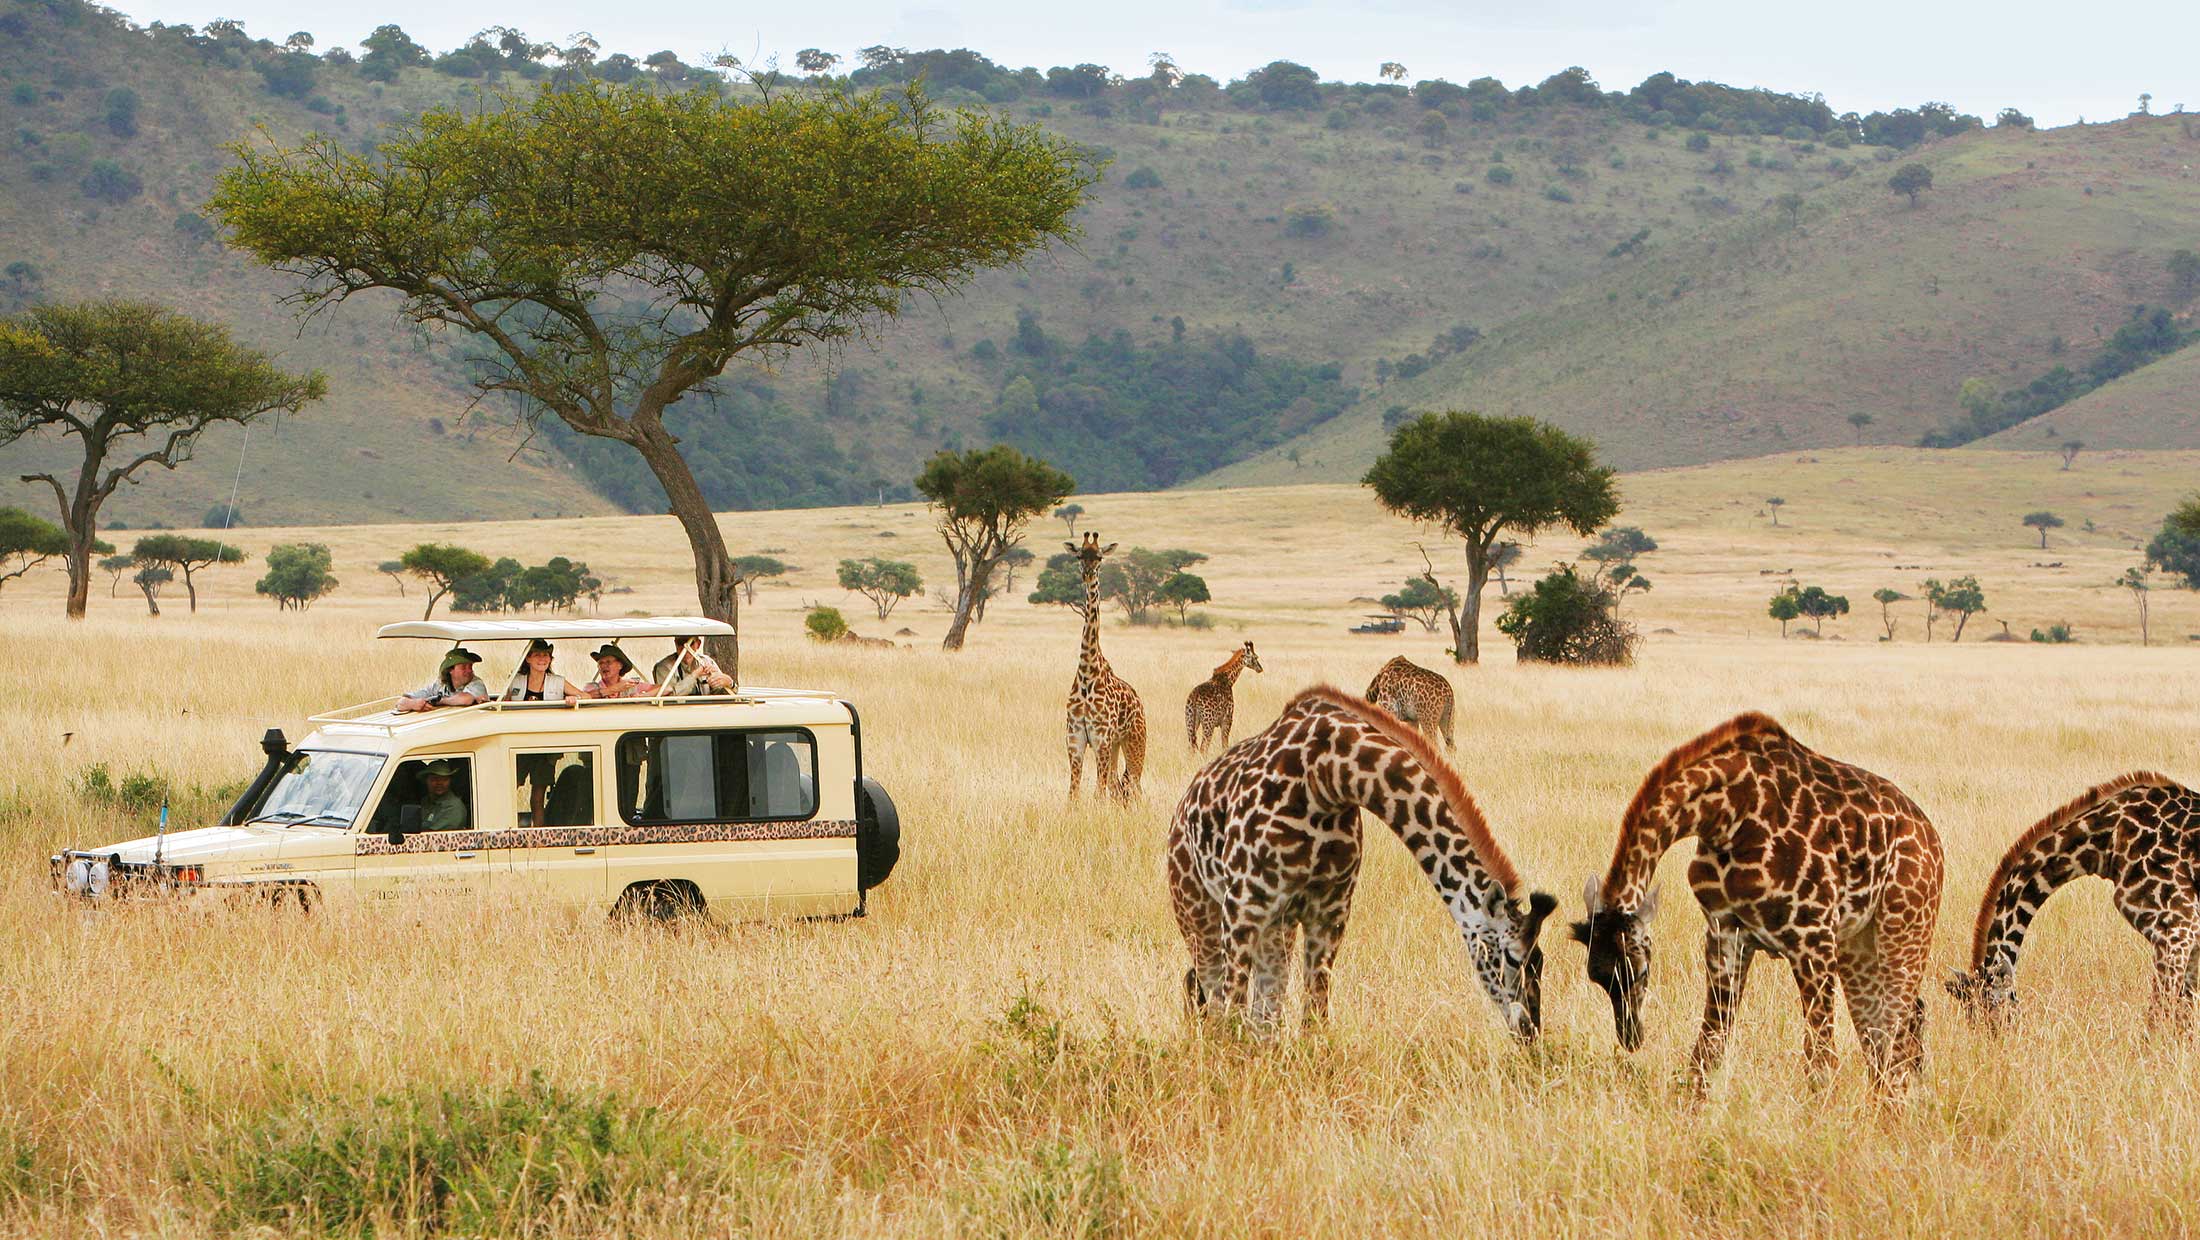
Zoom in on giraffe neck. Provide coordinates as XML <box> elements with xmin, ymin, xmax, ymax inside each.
<box><xmin>1317</xmin><ymin>726</ymin><xmax>1512</xmax><ymax>928</ymax></box>
<box><xmin>1075</xmin><ymin>565</ymin><xmax>1110</xmax><ymax>685</ymax></box>
<box><xmin>1972</xmin><ymin>809</ymin><xmax>2116</xmax><ymax>982</ymax></box>
<box><xmin>1599</xmin><ymin>743</ymin><xmax>1770</xmax><ymax>912</ymax></box>
<box><xmin>1209</xmin><ymin>651</ymin><xmax>1245</xmax><ymax>687</ymax></box>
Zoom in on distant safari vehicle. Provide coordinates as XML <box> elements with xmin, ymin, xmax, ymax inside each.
<box><xmin>1348</xmin><ymin>613</ymin><xmax>1406</xmax><ymax>635</ymax></box>
<box><xmin>51</xmin><ymin>618</ymin><xmax>901</xmax><ymax>920</ymax></box>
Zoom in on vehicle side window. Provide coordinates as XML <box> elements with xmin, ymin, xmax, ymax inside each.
<box><xmin>615</xmin><ymin>730</ymin><xmax>817</xmax><ymax>825</ymax></box>
<box><xmin>367</xmin><ymin>757</ymin><xmax>476</xmax><ymax>833</ymax></box>
<box><xmin>515</xmin><ymin>750</ymin><xmax>597</xmax><ymax>828</ymax></box>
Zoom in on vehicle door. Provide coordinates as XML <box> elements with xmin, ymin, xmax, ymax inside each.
<box><xmin>353</xmin><ymin>755</ymin><xmax>492</xmax><ymax>899</ymax></box>
<box><xmin>608</xmin><ymin>729</ymin><xmax>838</xmax><ymax>910</ymax></box>
<box><xmin>501</xmin><ymin>746</ymin><xmax>607</xmax><ymax>903</ymax></box>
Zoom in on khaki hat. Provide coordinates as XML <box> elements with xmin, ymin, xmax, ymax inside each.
<box><xmin>522</xmin><ymin>638</ymin><xmax>555</xmax><ymax>658</ymax></box>
<box><xmin>422</xmin><ymin>759</ymin><xmax>459</xmax><ymax>778</ymax></box>
<box><xmin>587</xmin><ymin>644</ymin><xmax>634</xmax><ymax>675</ymax></box>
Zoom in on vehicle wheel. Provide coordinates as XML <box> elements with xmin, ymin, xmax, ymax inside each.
<box><xmin>612</xmin><ymin>881</ymin><xmax>704</xmax><ymax>924</ymax></box>
<box><xmin>856</xmin><ymin>777</ymin><xmax>901</xmax><ymax>892</ymax></box>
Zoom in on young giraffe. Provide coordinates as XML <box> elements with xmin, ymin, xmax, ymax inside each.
<box><xmin>1184</xmin><ymin>642</ymin><xmax>1263</xmax><ymax>751</ymax></box>
<box><xmin>1570</xmin><ymin>711</ymin><xmax>1944</xmax><ymax>1098</ymax></box>
<box><xmin>1168</xmin><ymin>685</ymin><xmax>1558</xmax><ymax>1036</ymax></box>
<box><xmin>1063</xmin><ymin>533</ymin><xmax>1146</xmax><ymax>802</ymax></box>
<box><xmin>1363</xmin><ymin>655</ymin><xmax>1455</xmax><ymax>749</ymax></box>
<box><xmin>1946</xmin><ymin>771</ymin><xmax>2200</xmax><ymax>1031</ymax></box>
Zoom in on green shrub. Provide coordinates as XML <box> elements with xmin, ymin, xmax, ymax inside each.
<box><xmin>1484</xmin><ymin>164</ymin><xmax>1514</xmax><ymax>185</ymax></box>
<box><xmin>1283</xmin><ymin>202</ymin><xmax>1335</xmax><ymax>238</ymax></box>
<box><xmin>1686</xmin><ymin>131</ymin><xmax>1712</xmax><ymax>152</ymax></box>
<box><xmin>1542</xmin><ymin>184</ymin><xmax>1574</xmax><ymax>203</ymax></box>
<box><xmin>194</xmin><ymin>1075</ymin><xmax>717</xmax><ymax>1235</ymax></box>
<box><xmin>804</xmin><ymin>605</ymin><xmax>849</xmax><ymax>642</ymax></box>
<box><xmin>8</xmin><ymin>83</ymin><xmax>35</xmax><ymax>106</ymax></box>
<box><xmin>1494</xmin><ymin>564</ymin><xmax>1637</xmax><ymax>665</ymax></box>
<box><xmin>2030</xmin><ymin>623</ymin><xmax>2076</xmax><ymax>644</ymax></box>
<box><xmin>1124</xmin><ymin>165</ymin><xmax>1161</xmax><ymax>189</ymax></box>
<box><xmin>79</xmin><ymin>159</ymin><xmax>141</xmax><ymax>203</ymax></box>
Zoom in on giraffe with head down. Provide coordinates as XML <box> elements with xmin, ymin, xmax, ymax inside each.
<box><xmin>1573</xmin><ymin>711</ymin><xmax>1943</xmax><ymax>1099</ymax></box>
<box><xmin>1167</xmin><ymin>684</ymin><xmax>1557</xmax><ymax>1037</ymax></box>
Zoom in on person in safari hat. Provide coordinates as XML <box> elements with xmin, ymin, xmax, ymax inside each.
<box><xmin>397</xmin><ymin>648</ymin><xmax>492</xmax><ymax>713</ymax></box>
<box><xmin>418</xmin><ymin>758</ymin><xmax>469</xmax><ymax>832</ymax></box>
<box><xmin>577</xmin><ymin>644</ymin><xmax>656</xmax><ymax>699</ymax></box>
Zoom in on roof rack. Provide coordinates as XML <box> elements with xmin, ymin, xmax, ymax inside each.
<box><xmin>306</xmin><ymin>686</ymin><xmax>840</xmax><ymax>730</ymax></box>
<box><xmin>376</xmin><ymin>617</ymin><xmax>733</xmax><ymax>643</ymax></box>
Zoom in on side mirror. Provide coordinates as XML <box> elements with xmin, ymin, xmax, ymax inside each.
<box><xmin>391</xmin><ymin>803</ymin><xmax>421</xmax><ymax>846</ymax></box>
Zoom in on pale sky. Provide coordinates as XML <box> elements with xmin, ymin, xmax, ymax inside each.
<box><xmin>113</xmin><ymin>0</ymin><xmax>2195</xmax><ymax>129</ymax></box>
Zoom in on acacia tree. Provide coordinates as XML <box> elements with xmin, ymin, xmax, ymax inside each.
<box><xmin>399</xmin><ymin>543</ymin><xmax>492</xmax><ymax>620</ymax></box>
<box><xmin>916</xmin><ymin>445</ymin><xmax>1074</xmax><ymax>651</ymax></box>
<box><xmin>2023</xmin><ymin>510</ymin><xmax>2064</xmax><ymax>548</ymax></box>
<box><xmin>0</xmin><ymin>506</ymin><xmax>69</xmax><ymax>594</ymax></box>
<box><xmin>256</xmin><ymin>543</ymin><xmax>337</xmax><ymax>610</ymax></box>
<box><xmin>2144</xmin><ymin>498</ymin><xmax>2200</xmax><ymax>588</ymax></box>
<box><xmin>210</xmin><ymin>82</ymin><xmax>1093</xmax><ymax>679</ymax></box>
<box><xmin>1923</xmin><ymin>576</ymin><xmax>1987</xmax><ymax>641</ymax></box>
<box><xmin>1381</xmin><ymin>575</ymin><xmax>1458</xmax><ymax>631</ymax></box>
<box><xmin>0</xmin><ymin>302</ymin><xmax>325</xmax><ymax>618</ymax></box>
<box><xmin>378</xmin><ymin>559</ymin><xmax>408</xmax><ymax>596</ymax></box>
<box><xmin>732</xmin><ymin>555</ymin><xmax>789</xmax><ymax>603</ymax></box>
<box><xmin>2116</xmin><ymin>566</ymin><xmax>2152</xmax><ymax>646</ymax></box>
<box><xmin>1871</xmin><ymin>587</ymin><xmax>1909</xmax><ymax>640</ymax></box>
<box><xmin>130</xmin><ymin>534</ymin><xmax>245</xmax><ymax>612</ymax></box>
<box><xmin>97</xmin><ymin>552</ymin><xmax>134</xmax><ymax>597</ymax></box>
<box><xmin>1769</xmin><ymin>589</ymin><xmax>1801</xmax><ymax>638</ymax></box>
<box><xmin>1364</xmin><ymin>412</ymin><xmax>1618</xmax><ymax>663</ymax></box>
<box><xmin>837</xmin><ymin>557</ymin><xmax>922</xmax><ymax>621</ymax></box>
<box><xmin>1795</xmin><ymin>585</ymin><xmax>1849</xmax><ymax>635</ymax></box>
<box><xmin>132</xmin><ymin>563</ymin><xmax>172</xmax><ymax>616</ymax></box>
<box><xmin>1055</xmin><ymin>503</ymin><xmax>1085</xmax><ymax>536</ymax></box>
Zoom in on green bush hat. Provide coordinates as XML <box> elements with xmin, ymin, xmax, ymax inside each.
<box><xmin>587</xmin><ymin>644</ymin><xmax>634</xmax><ymax>675</ymax></box>
<box><xmin>422</xmin><ymin>759</ymin><xmax>458</xmax><ymax>778</ymax></box>
<box><xmin>439</xmin><ymin>648</ymin><xmax>484</xmax><ymax>674</ymax></box>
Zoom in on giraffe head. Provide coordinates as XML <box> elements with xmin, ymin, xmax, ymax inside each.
<box><xmin>1569</xmin><ymin>880</ymin><xmax>1660</xmax><ymax>1052</ymax></box>
<box><xmin>1239</xmin><ymin>642</ymin><xmax>1263</xmax><ymax>674</ymax></box>
<box><xmin>1463</xmin><ymin>890</ymin><xmax>1559</xmax><ymax>1039</ymax></box>
<box><xmin>1943</xmin><ymin>963</ymin><xmax>2017</xmax><ymax>1027</ymax></box>
<box><xmin>1066</xmin><ymin>532</ymin><xmax>1116</xmax><ymax>579</ymax></box>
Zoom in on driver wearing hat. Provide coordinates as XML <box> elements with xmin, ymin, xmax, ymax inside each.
<box><xmin>397</xmin><ymin>649</ymin><xmax>493</xmax><ymax>713</ymax></box>
<box><xmin>417</xmin><ymin>758</ymin><xmax>469</xmax><ymax>832</ymax></box>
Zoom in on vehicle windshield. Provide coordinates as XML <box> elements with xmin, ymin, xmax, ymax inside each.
<box><xmin>248</xmin><ymin>751</ymin><xmax>387</xmax><ymax>827</ymax></box>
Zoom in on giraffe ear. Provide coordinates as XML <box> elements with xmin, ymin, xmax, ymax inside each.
<box><xmin>1581</xmin><ymin>875</ymin><xmax>1603</xmax><ymax>915</ymax></box>
<box><xmin>1065</xmin><ymin>542</ymin><xmax>1079</xmax><ymax>555</ymax></box>
<box><xmin>1638</xmin><ymin>886</ymin><xmax>1662</xmax><ymax>923</ymax></box>
<box><xmin>1100</xmin><ymin>542</ymin><xmax>1118</xmax><ymax>556</ymax></box>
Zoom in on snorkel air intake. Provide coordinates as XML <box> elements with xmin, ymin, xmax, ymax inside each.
<box><xmin>219</xmin><ymin>729</ymin><xmax>290</xmax><ymax>826</ymax></box>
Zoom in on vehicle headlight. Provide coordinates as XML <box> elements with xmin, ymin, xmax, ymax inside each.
<box><xmin>63</xmin><ymin>858</ymin><xmax>111</xmax><ymax>897</ymax></box>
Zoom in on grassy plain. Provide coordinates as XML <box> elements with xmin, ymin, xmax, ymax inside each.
<box><xmin>3</xmin><ymin>449</ymin><xmax>2199</xmax><ymax>1236</ymax></box>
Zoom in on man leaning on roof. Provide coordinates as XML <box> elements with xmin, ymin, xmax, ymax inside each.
<box><xmin>396</xmin><ymin>649</ymin><xmax>495</xmax><ymax>713</ymax></box>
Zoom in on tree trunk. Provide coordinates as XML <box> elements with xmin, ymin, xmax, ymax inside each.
<box><xmin>182</xmin><ymin>567</ymin><xmax>199</xmax><ymax>613</ymax></box>
<box><xmin>635</xmin><ymin>426</ymin><xmax>740</xmax><ymax>681</ymax></box>
<box><xmin>1450</xmin><ymin>544</ymin><xmax>1491</xmax><ymax>664</ymax></box>
<box><xmin>64</xmin><ymin>524</ymin><xmax>94</xmax><ymax>619</ymax></box>
<box><xmin>1952</xmin><ymin>613</ymin><xmax>1970</xmax><ymax>642</ymax></box>
<box><xmin>139</xmin><ymin>582</ymin><xmax>160</xmax><ymax>616</ymax></box>
<box><xmin>941</xmin><ymin>557</ymin><xmax>995</xmax><ymax>651</ymax></box>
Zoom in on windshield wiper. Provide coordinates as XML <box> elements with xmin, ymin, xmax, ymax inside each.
<box><xmin>297</xmin><ymin>814</ymin><xmax>354</xmax><ymax>827</ymax></box>
<box><xmin>250</xmin><ymin>811</ymin><xmax>309</xmax><ymax>824</ymax></box>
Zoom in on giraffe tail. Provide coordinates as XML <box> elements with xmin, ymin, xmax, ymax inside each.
<box><xmin>1185</xmin><ymin>699</ymin><xmax>1199</xmax><ymax>750</ymax></box>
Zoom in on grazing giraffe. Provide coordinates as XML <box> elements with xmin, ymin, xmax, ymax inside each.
<box><xmin>1571</xmin><ymin>712</ymin><xmax>1943</xmax><ymax>1098</ymax></box>
<box><xmin>1063</xmin><ymin>533</ymin><xmax>1146</xmax><ymax>802</ymax></box>
<box><xmin>1168</xmin><ymin>684</ymin><xmax>1558</xmax><ymax>1036</ymax></box>
<box><xmin>1946</xmin><ymin>771</ymin><xmax>2200</xmax><ymax>1031</ymax></box>
<box><xmin>1363</xmin><ymin>656</ymin><xmax>1455</xmax><ymax>749</ymax></box>
<box><xmin>1184</xmin><ymin>642</ymin><xmax>1263</xmax><ymax>751</ymax></box>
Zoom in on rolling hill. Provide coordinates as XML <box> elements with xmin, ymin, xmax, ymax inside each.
<box><xmin>0</xmin><ymin>0</ymin><xmax>2194</xmax><ymax>529</ymax></box>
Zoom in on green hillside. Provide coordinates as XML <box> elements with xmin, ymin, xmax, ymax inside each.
<box><xmin>1983</xmin><ymin>342</ymin><xmax>2200</xmax><ymax>452</ymax></box>
<box><xmin>1209</xmin><ymin>115</ymin><xmax>2200</xmax><ymax>486</ymax></box>
<box><xmin>1</xmin><ymin>0</ymin><xmax>2193</xmax><ymax>527</ymax></box>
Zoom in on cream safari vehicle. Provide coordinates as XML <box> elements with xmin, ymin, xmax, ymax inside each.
<box><xmin>51</xmin><ymin>618</ymin><xmax>900</xmax><ymax>919</ymax></box>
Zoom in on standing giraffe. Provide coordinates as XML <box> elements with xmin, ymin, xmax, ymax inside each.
<box><xmin>1363</xmin><ymin>655</ymin><xmax>1455</xmax><ymax>749</ymax></box>
<box><xmin>1168</xmin><ymin>685</ymin><xmax>1558</xmax><ymax>1036</ymax></box>
<box><xmin>1063</xmin><ymin>533</ymin><xmax>1146</xmax><ymax>802</ymax></box>
<box><xmin>1946</xmin><ymin>771</ymin><xmax>2199</xmax><ymax>1031</ymax></box>
<box><xmin>1570</xmin><ymin>712</ymin><xmax>1943</xmax><ymax>1098</ymax></box>
<box><xmin>1184</xmin><ymin>642</ymin><xmax>1263</xmax><ymax>751</ymax></box>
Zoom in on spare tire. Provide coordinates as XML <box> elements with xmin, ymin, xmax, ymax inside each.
<box><xmin>856</xmin><ymin>776</ymin><xmax>901</xmax><ymax>892</ymax></box>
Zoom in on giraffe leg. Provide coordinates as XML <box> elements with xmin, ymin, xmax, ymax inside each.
<box><xmin>1792</xmin><ymin>952</ymin><xmax>1841</xmax><ymax>1090</ymax></box>
<box><xmin>1116</xmin><ymin>715</ymin><xmax>1146</xmax><ymax>804</ymax></box>
<box><xmin>1220</xmin><ymin>895</ymin><xmax>1282</xmax><ymax>1030</ymax></box>
<box><xmin>1168</xmin><ymin>841</ymin><xmax>1229</xmax><ymax>1020</ymax></box>
<box><xmin>1245</xmin><ymin>920</ymin><xmax>1296</xmax><ymax>1034</ymax></box>
<box><xmin>1298</xmin><ymin>871</ymin><xmax>1360</xmax><ymax>1025</ymax></box>
<box><xmin>1066</xmin><ymin>724</ymin><xmax>1084</xmax><ymax>798</ymax></box>
<box><xmin>2145</xmin><ymin>918</ymin><xmax>2198</xmax><ymax>1033</ymax></box>
<box><xmin>1685</xmin><ymin>920</ymin><xmax>1755</xmax><ymax>1096</ymax></box>
<box><xmin>1439</xmin><ymin>697</ymin><xmax>1455</xmax><ymax>750</ymax></box>
<box><xmin>1218</xmin><ymin>700</ymin><xmax>1233</xmax><ymax>749</ymax></box>
<box><xmin>1185</xmin><ymin>701</ymin><xmax>1200</xmax><ymax>751</ymax></box>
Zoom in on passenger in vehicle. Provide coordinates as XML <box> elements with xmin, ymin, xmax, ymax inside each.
<box><xmin>651</xmin><ymin>636</ymin><xmax>734</xmax><ymax>697</ymax></box>
<box><xmin>577</xmin><ymin>644</ymin><xmax>656</xmax><ymax>699</ymax></box>
<box><xmin>419</xmin><ymin>759</ymin><xmax>470</xmax><ymax>832</ymax></box>
<box><xmin>397</xmin><ymin>649</ymin><xmax>494</xmax><ymax>712</ymax></box>
<box><xmin>503</xmin><ymin>639</ymin><xmax>571</xmax><ymax>702</ymax></box>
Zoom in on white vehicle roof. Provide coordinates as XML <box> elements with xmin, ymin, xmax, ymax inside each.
<box><xmin>376</xmin><ymin>617</ymin><xmax>734</xmax><ymax>642</ymax></box>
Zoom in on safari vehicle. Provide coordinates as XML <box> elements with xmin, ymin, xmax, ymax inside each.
<box><xmin>1348</xmin><ymin>613</ymin><xmax>1406</xmax><ymax>635</ymax></box>
<box><xmin>51</xmin><ymin>618</ymin><xmax>900</xmax><ymax>920</ymax></box>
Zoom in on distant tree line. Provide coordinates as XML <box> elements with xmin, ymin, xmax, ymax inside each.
<box><xmin>983</xmin><ymin>311</ymin><xmax>1355</xmax><ymax>492</ymax></box>
<box><xmin>1924</xmin><ymin>300</ymin><xmax>2198</xmax><ymax>447</ymax></box>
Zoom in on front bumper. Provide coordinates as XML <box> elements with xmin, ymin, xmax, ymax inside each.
<box><xmin>50</xmin><ymin>851</ymin><xmax>206</xmax><ymax>900</ymax></box>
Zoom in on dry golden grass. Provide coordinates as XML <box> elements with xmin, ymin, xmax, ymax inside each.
<box><xmin>3</xmin><ymin>448</ymin><xmax>2198</xmax><ymax>1236</ymax></box>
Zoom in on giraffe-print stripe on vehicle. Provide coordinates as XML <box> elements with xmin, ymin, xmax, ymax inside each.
<box><xmin>354</xmin><ymin>818</ymin><xmax>859</xmax><ymax>856</ymax></box>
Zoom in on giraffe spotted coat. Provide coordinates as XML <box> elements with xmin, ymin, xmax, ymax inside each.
<box><xmin>1364</xmin><ymin>656</ymin><xmax>1455</xmax><ymax>749</ymax></box>
<box><xmin>1184</xmin><ymin>642</ymin><xmax>1262</xmax><ymax>751</ymax></box>
<box><xmin>1064</xmin><ymin>533</ymin><xmax>1146</xmax><ymax>802</ymax></box>
<box><xmin>1947</xmin><ymin>771</ymin><xmax>2200</xmax><ymax>1030</ymax></box>
<box><xmin>1167</xmin><ymin>684</ymin><xmax>1556</xmax><ymax>1035</ymax></box>
<box><xmin>1571</xmin><ymin>711</ymin><xmax>1943</xmax><ymax>1098</ymax></box>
